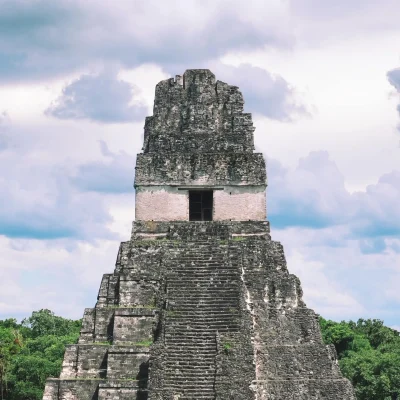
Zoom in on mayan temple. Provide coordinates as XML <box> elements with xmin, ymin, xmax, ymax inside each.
<box><xmin>43</xmin><ymin>69</ymin><xmax>356</xmax><ymax>399</ymax></box>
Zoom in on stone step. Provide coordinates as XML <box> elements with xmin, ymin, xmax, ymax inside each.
<box><xmin>165</xmin><ymin>356</ymin><xmax>215</xmax><ymax>361</ymax></box>
<box><xmin>168</xmin><ymin>302</ymin><xmax>239</xmax><ymax>308</ymax></box>
<box><xmin>166</xmin><ymin>314</ymin><xmax>239</xmax><ymax>320</ymax></box>
<box><xmin>165</xmin><ymin>365</ymin><xmax>215</xmax><ymax>371</ymax></box>
<box><xmin>170</xmin><ymin>296</ymin><xmax>236</xmax><ymax>302</ymax></box>
<box><xmin>165</xmin><ymin>359</ymin><xmax>215</xmax><ymax>365</ymax></box>
<box><xmin>172</xmin><ymin>258</ymin><xmax>229</xmax><ymax>261</ymax></box>
<box><xmin>163</xmin><ymin>385</ymin><xmax>215</xmax><ymax>392</ymax></box>
<box><xmin>165</xmin><ymin>363</ymin><xmax>215</xmax><ymax>369</ymax></box>
<box><xmin>174</xmin><ymin>255</ymin><xmax>231</xmax><ymax>258</ymax></box>
<box><xmin>164</xmin><ymin>346</ymin><xmax>216</xmax><ymax>351</ymax></box>
<box><xmin>165</xmin><ymin>360</ymin><xmax>215</xmax><ymax>368</ymax></box>
<box><xmin>166</xmin><ymin>315</ymin><xmax>239</xmax><ymax>321</ymax></box>
<box><xmin>166</xmin><ymin>314</ymin><xmax>238</xmax><ymax>319</ymax></box>
<box><xmin>167</xmin><ymin>309</ymin><xmax>238</xmax><ymax>313</ymax></box>
<box><xmin>168</xmin><ymin>285</ymin><xmax>239</xmax><ymax>289</ymax></box>
<box><xmin>171</xmin><ymin>265</ymin><xmax>227</xmax><ymax>269</ymax></box>
<box><xmin>168</xmin><ymin>278</ymin><xmax>238</xmax><ymax>282</ymax></box>
<box><xmin>165</xmin><ymin>364</ymin><xmax>215</xmax><ymax>369</ymax></box>
<box><xmin>171</xmin><ymin>286</ymin><xmax>234</xmax><ymax>292</ymax></box>
<box><xmin>169</xmin><ymin>270</ymin><xmax>237</xmax><ymax>275</ymax></box>
<box><xmin>164</xmin><ymin>335</ymin><xmax>216</xmax><ymax>341</ymax></box>
<box><xmin>168</xmin><ymin>292</ymin><xmax>239</xmax><ymax>297</ymax></box>
<box><xmin>166</xmin><ymin>315</ymin><xmax>238</xmax><ymax>320</ymax></box>
<box><xmin>166</xmin><ymin>324</ymin><xmax>239</xmax><ymax>330</ymax></box>
<box><xmin>167</xmin><ymin>305</ymin><xmax>239</xmax><ymax>309</ymax></box>
<box><xmin>165</xmin><ymin>340</ymin><xmax>216</xmax><ymax>346</ymax></box>
<box><xmin>168</xmin><ymin>267</ymin><xmax>237</xmax><ymax>271</ymax></box>
<box><xmin>166</xmin><ymin>346</ymin><xmax>216</xmax><ymax>352</ymax></box>
<box><xmin>167</xmin><ymin>274</ymin><xmax>238</xmax><ymax>279</ymax></box>
<box><xmin>166</xmin><ymin>317</ymin><xmax>238</xmax><ymax>322</ymax></box>
<box><xmin>170</xmin><ymin>270</ymin><xmax>230</xmax><ymax>273</ymax></box>
<box><xmin>168</xmin><ymin>303</ymin><xmax>239</xmax><ymax>307</ymax></box>
<box><xmin>168</xmin><ymin>301</ymin><xmax>239</xmax><ymax>305</ymax></box>
<box><xmin>164</xmin><ymin>380</ymin><xmax>215</xmax><ymax>386</ymax></box>
<box><xmin>166</xmin><ymin>328</ymin><xmax>239</xmax><ymax>334</ymax></box>
<box><xmin>166</xmin><ymin>322</ymin><xmax>238</xmax><ymax>328</ymax></box>
<box><xmin>168</xmin><ymin>289</ymin><xmax>239</xmax><ymax>294</ymax></box>
<box><xmin>167</xmin><ymin>296</ymin><xmax>239</xmax><ymax>301</ymax></box>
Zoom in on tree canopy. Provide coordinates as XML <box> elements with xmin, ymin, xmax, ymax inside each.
<box><xmin>320</xmin><ymin>317</ymin><xmax>400</xmax><ymax>400</ymax></box>
<box><xmin>0</xmin><ymin>309</ymin><xmax>81</xmax><ymax>400</ymax></box>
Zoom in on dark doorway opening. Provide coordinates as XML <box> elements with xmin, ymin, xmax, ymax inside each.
<box><xmin>189</xmin><ymin>190</ymin><xmax>213</xmax><ymax>221</ymax></box>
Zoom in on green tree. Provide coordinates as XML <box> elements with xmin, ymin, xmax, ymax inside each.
<box><xmin>0</xmin><ymin>310</ymin><xmax>81</xmax><ymax>400</ymax></box>
<box><xmin>320</xmin><ymin>317</ymin><xmax>400</xmax><ymax>400</ymax></box>
<box><xmin>21</xmin><ymin>309</ymin><xmax>80</xmax><ymax>338</ymax></box>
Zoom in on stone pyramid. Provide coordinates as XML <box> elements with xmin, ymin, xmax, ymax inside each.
<box><xmin>43</xmin><ymin>69</ymin><xmax>356</xmax><ymax>399</ymax></box>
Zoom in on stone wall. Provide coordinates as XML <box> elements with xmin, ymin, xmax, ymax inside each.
<box><xmin>134</xmin><ymin>153</ymin><xmax>266</xmax><ymax>187</ymax></box>
<box><xmin>135</xmin><ymin>186</ymin><xmax>188</xmax><ymax>221</ymax></box>
<box><xmin>213</xmin><ymin>186</ymin><xmax>266</xmax><ymax>220</ymax></box>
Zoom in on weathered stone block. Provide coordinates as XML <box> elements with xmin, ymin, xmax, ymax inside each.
<box><xmin>76</xmin><ymin>345</ymin><xmax>108</xmax><ymax>378</ymax></box>
<box><xmin>78</xmin><ymin>308</ymin><xmax>95</xmax><ymax>344</ymax></box>
<box><xmin>58</xmin><ymin>379</ymin><xmax>102</xmax><ymax>400</ymax></box>
<box><xmin>42</xmin><ymin>380</ymin><xmax>59</xmax><ymax>400</ymax></box>
<box><xmin>135</xmin><ymin>153</ymin><xmax>266</xmax><ymax>186</ymax></box>
<box><xmin>107</xmin><ymin>346</ymin><xmax>149</xmax><ymax>379</ymax></box>
<box><xmin>93</xmin><ymin>308</ymin><xmax>115</xmax><ymax>342</ymax></box>
<box><xmin>260</xmin><ymin>343</ymin><xmax>341</xmax><ymax>379</ymax></box>
<box><xmin>118</xmin><ymin>278</ymin><xmax>159</xmax><ymax>307</ymax></box>
<box><xmin>257</xmin><ymin>378</ymin><xmax>356</xmax><ymax>400</ymax></box>
<box><xmin>60</xmin><ymin>345</ymin><xmax>78</xmax><ymax>378</ymax></box>
<box><xmin>112</xmin><ymin>309</ymin><xmax>156</xmax><ymax>344</ymax></box>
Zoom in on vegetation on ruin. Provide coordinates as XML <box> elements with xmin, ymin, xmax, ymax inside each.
<box><xmin>0</xmin><ymin>310</ymin><xmax>399</xmax><ymax>399</ymax></box>
<box><xmin>223</xmin><ymin>342</ymin><xmax>233</xmax><ymax>354</ymax></box>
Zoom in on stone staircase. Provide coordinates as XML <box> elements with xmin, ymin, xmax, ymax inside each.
<box><xmin>163</xmin><ymin>240</ymin><xmax>240</xmax><ymax>399</ymax></box>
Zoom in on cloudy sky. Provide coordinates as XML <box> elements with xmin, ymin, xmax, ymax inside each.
<box><xmin>1</xmin><ymin>0</ymin><xmax>400</xmax><ymax>330</ymax></box>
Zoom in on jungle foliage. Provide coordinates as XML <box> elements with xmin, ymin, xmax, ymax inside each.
<box><xmin>320</xmin><ymin>317</ymin><xmax>400</xmax><ymax>400</ymax></box>
<box><xmin>0</xmin><ymin>309</ymin><xmax>80</xmax><ymax>400</ymax></box>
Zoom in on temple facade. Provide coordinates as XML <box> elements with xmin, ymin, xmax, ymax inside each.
<box><xmin>43</xmin><ymin>69</ymin><xmax>356</xmax><ymax>399</ymax></box>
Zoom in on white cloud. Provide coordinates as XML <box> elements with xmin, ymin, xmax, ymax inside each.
<box><xmin>273</xmin><ymin>226</ymin><xmax>400</xmax><ymax>324</ymax></box>
<box><xmin>285</xmin><ymin>249</ymin><xmax>365</xmax><ymax>319</ymax></box>
<box><xmin>206</xmin><ymin>62</ymin><xmax>310</xmax><ymax>121</ymax></box>
<box><xmin>46</xmin><ymin>70</ymin><xmax>148</xmax><ymax>123</ymax></box>
<box><xmin>225</xmin><ymin>32</ymin><xmax>400</xmax><ymax>190</ymax></box>
<box><xmin>387</xmin><ymin>67</ymin><xmax>400</xmax><ymax>132</ymax></box>
<box><xmin>0</xmin><ymin>236</ymin><xmax>121</xmax><ymax>320</ymax></box>
<box><xmin>0</xmin><ymin>0</ymin><xmax>293</xmax><ymax>82</ymax></box>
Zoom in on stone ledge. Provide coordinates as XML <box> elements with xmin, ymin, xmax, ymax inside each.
<box><xmin>134</xmin><ymin>153</ymin><xmax>266</xmax><ymax>186</ymax></box>
<box><xmin>131</xmin><ymin>220</ymin><xmax>270</xmax><ymax>239</ymax></box>
<box><xmin>99</xmin><ymin>381</ymin><xmax>143</xmax><ymax>388</ymax></box>
<box><xmin>114</xmin><ymin>308</ymin><xmax>158</xmax><ymax>317</ymax></box>
<box><xmin>108</xmin><ymin>345</ymin><xmax>151</xmax><ymax>353</ymax></box>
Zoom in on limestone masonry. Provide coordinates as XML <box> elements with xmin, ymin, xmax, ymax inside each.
<box><xmin>43</xmin><ymin>69</ymin><xmax>356</xmax><ymax>399</ymax></box>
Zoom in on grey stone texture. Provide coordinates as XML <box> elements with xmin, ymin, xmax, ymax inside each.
<box><xmin>43</xmin><ymin>69</ymin><xmax>355</xmax><ymax>399</ymax></box>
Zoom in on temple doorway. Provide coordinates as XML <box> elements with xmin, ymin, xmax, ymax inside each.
<box><xmin>189</xmin><ymin>190</ymin><xmax>213</xmax><ymax>221</ymax></box>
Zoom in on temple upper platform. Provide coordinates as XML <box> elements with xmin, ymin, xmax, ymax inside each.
<box><xmin>135</xmin><ymin>69</ymin><xmax>267</xmax><ymax>222</ymax></box>
<box><xmin>142</xmin><ymin>69</ymin><xmax>256</xmax><ymax>153</ymax></box>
